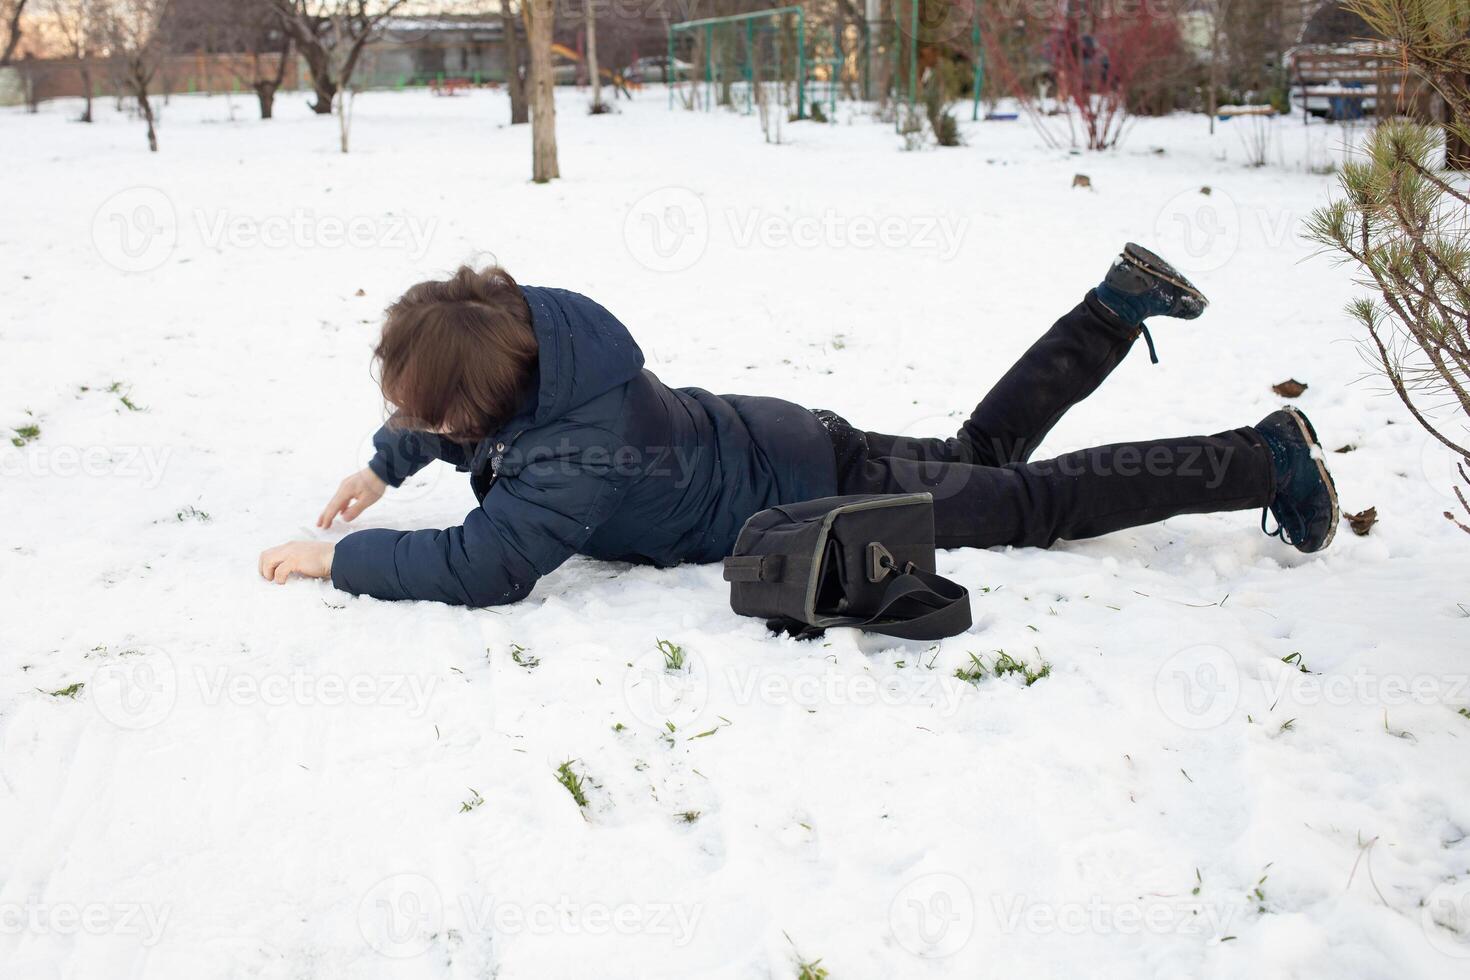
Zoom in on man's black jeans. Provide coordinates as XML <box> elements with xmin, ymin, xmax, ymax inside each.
<box><xmin>818</xmin><ymin>292</ymin><xmax>1276</xmax><ymax>550</ymax></box>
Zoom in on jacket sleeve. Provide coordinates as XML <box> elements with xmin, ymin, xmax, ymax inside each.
<box><xmin>332</xmin><ymin>435</ymin><xmax>623</xmax><ymax>606</ymax></box>
<box><xmin>367</xmin><ymin>421</ymin><xmax>472</xmax><ymax>488</ymax></box>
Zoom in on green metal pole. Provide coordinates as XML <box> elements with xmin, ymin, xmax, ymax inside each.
<box><xmin>746</xmin><ymin>19</ymin><xmax>755</xmax><ymax>114</ymax></box>
<box><xmin>830</xmin><ymin>25</ymin><xmax>838</xmax><ymax>120</ymax></box>
<box><xmin>668</xmin><ymin>27</ymin><xmax>675</xmax><ymax>109</ymax></box>
<box><xmin>971</xmin><ymin>17</ymin><xmax>983</xmax><ymax>121</ymax></box>
<box><xmin>907</xmin><ymin>0</ymin><xmax>917</xmax><ymax>112</ymax></box>
<box><xmin>705</xmin><ymin>24</ymin><xmax>712</xmax><ymax>112</ymax></box>
<box><xmin>796</xmin><ymin>8</ymin><xmax>806</xmax><ymax>119</ymax></box>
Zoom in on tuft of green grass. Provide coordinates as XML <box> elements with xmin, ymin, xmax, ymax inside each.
<box><xmin>1281</xmin><ymin>652</ymin><xmax>1311</xmax><ymax>674</ymax></box>
<box><xmin>796</xmin><ymin>960</ymin><xmax>828</xmax><ymax>980</ymax></box>
<box><xmin>657</xmin><ymin>638</ymin><xmax>686</xmax><ymax>671</ymax></box>
<box><xmin>119</xmin><ymin>393</ymin><xmax>144</xmax><ymax>412</ymax></box>
<box><xmin>678</xmin><ymin>810</ymin><xmax>701</xmax><ymax>824</ymax></box>
<box><xmin>460</xmin><ymin>788</ymin><xmax>484</xmax><ymax>813</ymax></box>
<box><xmin>509</xmin><ymin>644</ymin><xmax>539</xmax><ymax>670</ymax></box>
<box><xmin>176</xmin><ymin>505</ymin><xmax>211</xmax><ymax>523</ymax></box>
<box><xmin>992</xmin><ymin>650</ymin><xmax>1051</xmax><ymax>686</ymax></box>
<box><xmin>1458</xmin><ymin>708</ymin><xmax>1470</xmax><ymax>720</ymax></box>
<box><xmin>46</xmin><ymin>682</ymin><xmax>85</xmax><ymax>699</ymax></box>
<box><xmin>955</xmin><ymin>652</ymin><xmax>987</xmax><ymax>686</ymax></box>
<box><xmin>11</xmin><ymin>424</ymin><xmax>40</xmax><ymax>447</ymax></box>
<box><xmin>555</xmin><ymin>760</ymin><xmax>589</xmax><ymax>808</ymax></box>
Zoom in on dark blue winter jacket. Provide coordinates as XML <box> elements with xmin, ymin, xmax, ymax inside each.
<box><xmin>330</xmin><ymin>286</ymin><xmax>838</xmax><ymax>606</ymax></box>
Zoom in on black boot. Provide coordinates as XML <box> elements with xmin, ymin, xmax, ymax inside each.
<box><xmin>1095</xmin><ymin>243</ymin><xmax>1210</xmax><ymax>324</ymax></box>
<box><xmin>1256</xmin><ymin>407</ymin><xmax>1340</xmax><ymax>553</ymax></box>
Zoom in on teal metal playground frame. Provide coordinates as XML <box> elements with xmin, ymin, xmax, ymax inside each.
<box><xmin>668</xmin><ymin>5</ymin><xmax>807</xmax><ymax>120</ymax></box>
<box><xmin>666</xmin><ymin>1</ymin><xmax>985</xmax><ymax>125</ymax></box>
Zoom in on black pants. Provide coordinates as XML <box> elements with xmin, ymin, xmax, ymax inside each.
<box><xmin>818</xmin><ymin>292</ymin><xmax>1276</xmax><ymax>550</ymax></box>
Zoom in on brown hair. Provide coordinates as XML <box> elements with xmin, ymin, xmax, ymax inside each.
<box><xmin>375</xmin><ymin>265</ymin><xmax>539</xmax><ymax>443</ymax></box>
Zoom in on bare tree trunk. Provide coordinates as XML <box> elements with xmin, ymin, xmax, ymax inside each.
<box><xmin>337</xmin><ymin>88</ymin><xmax>353</xmax><ymax>152</ymax></box>
<box><xmin>1448</xmin><ymin>76</ymin><xmax>1470</xmax><ymax>170</ymax></box>
<box><xmin>301</xmin><ymin>44</ymin><xmax>336</xmax><ymax>114</ymax></box>
<box><xmin>132</xmin><ymin>69</ymin><xmax>158</xmax><ymax>151</ymax></box>
<box><xmin>80</xmin><ymin>63</ymin><xmax>93</xmax><ymax>122</ymax></box>
<box><xmin>500</xmin><ymin>0</ymin><xmax>527</xmax><ymax>124</ymax></box>
<box><xmin>252</xmin><ymin>42</ymin><xmax>290</xmax><ymax>119</ymax></box>
<box><xmin>1</xmin><ymin>0</ymin><xmax>27</xmax><ymax>66</ymax></box>
<box><xmin>585</xmin><ymin>0</ymin><xmax>603</xmax><ymax>112</ymax></box>
<box><xmin>1206</xmin><ymin>0</ymin><xmax>1224</xmax><ymax>135</ymax></box>
<box><xmin>525</xmin><ymin>0</ymin><xmax>558</xmax><ymax>181</ymax></box>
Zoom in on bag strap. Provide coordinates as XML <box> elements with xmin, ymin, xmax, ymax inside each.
<box><xmin>722</xmin><ymin>554</ymin><xmax>785</xmax><ymax>583</ymax></box>
<box><xmin>831</xmin><ymin>566</ymin><xmax>971</xmax><ymax>641</ymax></box>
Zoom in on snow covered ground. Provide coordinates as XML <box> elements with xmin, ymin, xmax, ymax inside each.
<box><xmin>2</xmin><ymin>85</ymin><xmax>1469</xmax><ymax>980</ymax></box>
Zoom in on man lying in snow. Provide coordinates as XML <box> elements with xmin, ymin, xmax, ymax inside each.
<box><xmin>258</xmin><ymin>246</ymin><xmax>1340</xmax><ymax>606</ymax></box>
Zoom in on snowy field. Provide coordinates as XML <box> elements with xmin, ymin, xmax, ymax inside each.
<box><xmin>3</xmin><ymin>85</ymin><xmax>1470</xmax><ymax>980</ymax></box>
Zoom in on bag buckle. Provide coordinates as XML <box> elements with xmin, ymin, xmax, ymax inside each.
<box><xmin>866</xmin><ymin>542</ymin><xmax>896</xmax><ymax>583</ymax></box>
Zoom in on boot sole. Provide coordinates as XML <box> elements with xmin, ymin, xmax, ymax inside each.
<box><xmin>1280</xmin><ymin>406</ymin><xmax>1340</xmax><ymax>552</ymax></box>
<box><xmin>1124</xmin><ymin>243</ymin><xmax>1210</xmax><ymax>311</ymax></box>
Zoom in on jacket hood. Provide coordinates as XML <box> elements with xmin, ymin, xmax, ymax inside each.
<box><xmin>518</xmin><ymin>286</ymin><xmax>645</xmax><ymax>427</ymax></box>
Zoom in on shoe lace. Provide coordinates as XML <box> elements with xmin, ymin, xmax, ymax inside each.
<box><xmin>1261</xmin><ymin>497</ymin><xmax>1305</xmax><ymax>546</ymax></box>
<box><xmin>1140</xmin><ymin>325</ymin><xmax>1160</xmax><ymax>365</ymax></box>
